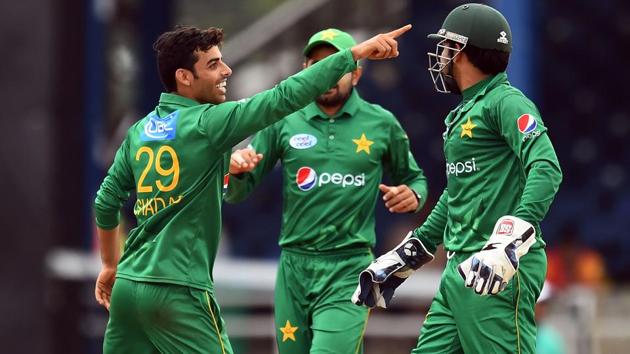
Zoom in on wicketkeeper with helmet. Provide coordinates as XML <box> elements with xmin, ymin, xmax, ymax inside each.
<box><xmin>353</xmin><ymin>4</ymin><xmax>562</xmax><ymax>353</ymax></box>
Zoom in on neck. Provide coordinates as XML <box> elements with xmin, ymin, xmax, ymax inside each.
<box><xmin>173</xmin><ymin>88</ymin><xmax>197</xmax><ymax>102</ymax></box>
<box><xmin>455</xmin><ymin>66</ymin><xmax>490</xmax><ymax>92</ymax></box>
<box><xmin>316</xmin><ymin>103</ymin><xmax>342</xmax><ymax>117</ymax></box>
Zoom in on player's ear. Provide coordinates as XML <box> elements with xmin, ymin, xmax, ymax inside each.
<box><xmin>175</xmin><ymin>68</ymin><xmax>193</xmax><ymax>87</ymax></box>
<box><xmin>452</xmin><ymin>43</ymin><xmax>465</xmax><ymax>63</ymax></box>
<box><xmin>351</xmin><ymin>66</ymin><xmax>363</xmax><ymax>86</ymax></box>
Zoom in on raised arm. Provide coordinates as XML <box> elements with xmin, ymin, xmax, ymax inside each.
<box><xmin>201</xmin><ymin>25</ymin><xmax>413</xmax><ymax>151</ymax></box>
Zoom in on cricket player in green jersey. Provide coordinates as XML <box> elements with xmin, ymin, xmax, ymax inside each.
<box><xmin>93</xmin><ymin>24</ymin><xmax>413</xmax><ymax>354</ymax></box>
<box><xmin>224</xmin><ymin>28</ymin><xmax>428</xmax><ymax>354</ymax></box>
<box><xmin>353</xmin><ymin>4</ymin><xmax>563</xmax><ymax>354</ymax></box>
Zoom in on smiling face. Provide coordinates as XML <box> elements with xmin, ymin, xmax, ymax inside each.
<box><xmin>178</xmin><ymin>46</ymin><xmax>232</xmax><ymax>104</ymax></box>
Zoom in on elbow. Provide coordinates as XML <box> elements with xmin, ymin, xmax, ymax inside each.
<box><xmin>552</xmin><ymin>162</ymin><xmax>563</xmax><ymax>189</ymax></box>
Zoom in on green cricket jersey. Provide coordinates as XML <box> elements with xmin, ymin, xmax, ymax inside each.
<box><xmin>93</xmin><ymin>49</ymin><xmax>357</xmax><ymax>291</ymax></box>
<box><xmin>413</xmin><ymin>72</ymin><xmax>562</xmax><ymax>253</ymax></box>
<box><xmin>225</xmin><ymin>89</ymin><xmax>428</xmax><ymax>252</ymax></box>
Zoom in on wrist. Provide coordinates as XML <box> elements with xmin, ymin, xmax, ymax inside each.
<box><xmin>102</xmin><ymin>263</ymin><xmax>117</xmax><ymax>270</ymax></box>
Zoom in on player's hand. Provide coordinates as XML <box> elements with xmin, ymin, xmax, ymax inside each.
<box><xmin>379</xmin><ymin>184</ymin><xmax>418</xmax><ymax>213</ymax></box>
<box><xmin>229</xmin><ymin>148</ymin><xmax>263</xmax><ymax>174</ymax></box>
<box><xmin>458</xmin><ymin>216</ymin><xmax>536</xmax><ymax>295</ymax></box>
<box><xmin>351</xmin><ymin>24</ymin><xmax>412</xmax><ymax>61</ymax></box>
<box><xmin>95</xmin><ymin>266</ymin><xmax>116</xmax><ymax>310</ymax></box>
<box><xmin>352</xmin><ymin>232</ymin><xmax>434</xmax><ymax>308</ymax></box>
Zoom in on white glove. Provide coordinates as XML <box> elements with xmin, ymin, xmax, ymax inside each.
<box><xmin>458</xmin><ymin>215</ymin><xmax>536</xmax><ymax>295</ymax></box>
<box><xmin>352</xmin><ymin>232</ymin><xmax>434</xmax><ymax>308</ymax></box>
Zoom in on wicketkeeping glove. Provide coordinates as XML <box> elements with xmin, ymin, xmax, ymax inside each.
<box><xmin>458</xmin><ymin>215</ymin><xmax>536</xmax><ymax>296</ymax></box>
<box><xmin>352</xmin><ymin>232</ymin><xmax>434</xmax><ymax>308</ymax></box>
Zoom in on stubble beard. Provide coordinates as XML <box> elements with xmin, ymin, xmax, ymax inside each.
<box><xmin>316</xmin><ymin>87</ymin><xmax>352</xmax><ymax>108</ymax></box>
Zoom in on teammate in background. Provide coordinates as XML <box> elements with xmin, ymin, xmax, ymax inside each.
<box><xmin>353</xmin><ymin>4</ymin><xmax>563</xmax><ymax>354</ymax></box>
<box><xmin>225</xmin><ymin>28</ymin><xmax>428</xmax><ymax>354</ymax></box>
<box><xmin>93</xmin><ymin>24</ymin><xmax>412</xmax><ymax>354</ymax></box>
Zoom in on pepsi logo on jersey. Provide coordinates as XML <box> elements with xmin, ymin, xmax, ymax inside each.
<box><xmin>296</xmin><ymin>167</ymin><xmax>318</xmax><ymax>191</ymax></box>
<box><xmin>517</xmin><ymin>114</ymin><xmax>537</xmax><ymax>134</ymax></box>
<box><xmin>295</xmin><ymin>167</ymin><xmax>365</xmax><ymax>191</ymax></box>
<box><xmin>518</xmin><ymin>114</ymin><xmax>545</xmax><ymax>142</ymax></box>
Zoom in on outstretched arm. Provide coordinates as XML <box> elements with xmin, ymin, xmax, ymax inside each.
<box><xmin>202</xmin><ymin>25</ymin><xmax>413</xmax><ymax>151</ymax></box>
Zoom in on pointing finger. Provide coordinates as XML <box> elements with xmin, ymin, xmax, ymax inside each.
<box><xmin>385</xmin><ymin>24</ymin><xmax>412</xmax><ymax>39</ymax></box>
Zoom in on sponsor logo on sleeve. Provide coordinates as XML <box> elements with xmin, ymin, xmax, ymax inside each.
<box><xmin>141</xmin><ymin>111</ymin><xmax>179</xmax><ymax>141</ymax></box>
<box><xmin>517</xmin><ymin>114</ymin><xmax>543</xmax><ymax>142</ymax></box>
<box><xmin>517</xmin><ymin>114</ymin><xmax>538</xmax><ymax>134</ymax></box>
<box><xmin>289</xmin><ymin>134</ymin><xmax>318</xmax><ymax>150</ymax></box>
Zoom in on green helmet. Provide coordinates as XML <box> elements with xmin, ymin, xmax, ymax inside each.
<box><xmin>428</xmin><ymin>3</ymin><xmax>512</xmax><ymax>52</ymax></box>
<box><xmin>427</xmin><ymin>3</ymin><xmax>512</xmax><ymax>94</ymax></box>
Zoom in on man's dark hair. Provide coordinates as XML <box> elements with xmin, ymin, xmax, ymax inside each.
<box><xmin>462</xmin><ymin>44</ymin><xmax>510</xmax><ymax>75</ymax></box>
<box><xmin>153</xmin><ymin>26</ymin><xmax>224</xmax><ymax>92</ymax></box>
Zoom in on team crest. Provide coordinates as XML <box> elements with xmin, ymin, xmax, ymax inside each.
<box><xmin>497</xmin><ymin>31</ymin><xmax>509</xmax><ymax>44</ymax></box>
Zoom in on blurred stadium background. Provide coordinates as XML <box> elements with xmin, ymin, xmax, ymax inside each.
<box><xmin>2</xmin><ymin>0</ymin><xmax>629</xmax><ymax>353</ymax></box>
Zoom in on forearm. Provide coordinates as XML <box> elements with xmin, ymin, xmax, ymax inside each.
<box><xmin>224</xmin><ymin>173</ymin><xmax>255</xmax><ymax>203</ymax></box>
<box><xmin>514</xmin><ymin>159</ymin><xmax>562</xmax><ymax>224</ymax></box>
<box><xmin>212</xmin><ymin>49</ymin><xmax>357</xmax><ymax>149</ymax></box>
<box><xmin>94</xmin><ymin>162</ymin><xmax>132</xmax><ymax>230</ymax></box>
<box><xmin>514</xmin><ymin>134</ymin><xmax>563</xmax><ymax>224</ymax></box>
<box><xmin>97</xmin><ymin>226</ymin><xmax>120</xmax><ymax>268</ymax></box>
<box><xmin>407</xmin><ymin>177</ymin><xmax>429</xmax><ymax>211</ymax></box>
<box><xmin>412</xmin><ymin>189</ymin><xmax>448</xmax><ymax>253</ymax></box>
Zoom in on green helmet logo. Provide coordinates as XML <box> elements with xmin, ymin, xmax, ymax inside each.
<box><xmin>426</xmin><ymin>3</ymin><xmax>512</xmax><ymax>94</ymax></box>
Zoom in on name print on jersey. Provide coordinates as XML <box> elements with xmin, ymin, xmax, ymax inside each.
<box><xmin>134</xmin><ymin>195</ymin><xmax>183</xmax><ymax>217</ymax></box>
<box><xmin>296</xmin><ymin>167</ymin><xmax>365</xmax><ymax>191</ymax></box>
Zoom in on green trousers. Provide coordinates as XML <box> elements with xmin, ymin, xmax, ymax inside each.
<box><xmin>413</xmin><ymin>248</ymin><xmax>546</xmax><ymax>354</ymax></box>
<box><xmin>103</xmin><ymin>278</ymin><xmax>233</xmax><ymax>354</ymax></box>
<box><xmin>274</xmin><ymin>248</ymin><xmax>373</xmax><ymax>354</ymax></box>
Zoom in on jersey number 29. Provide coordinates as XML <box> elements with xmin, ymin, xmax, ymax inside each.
<box><xmin>135</xmin><ymin>145</ymin><xmax>180</xmax><ymax>193</ymax></box>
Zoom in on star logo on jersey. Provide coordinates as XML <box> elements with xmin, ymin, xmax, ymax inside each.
<box><xmin>353</xmin><ymin>133</ymin><xmax>374</xmax><ymax>154</ymax></box>
<box><xmin>320</xmin><ymin>29</ymin><xmax>338</xmax><ymax>41</ymax></box>
<box><xmin>460</xmin><ymin>117</ymin><xmax>477</xmax><ymax>139</ymax></box>
<box><xmin>280</xmin><ymin>320</ymin><xmax>298</xmax><ymax>342</ymax></box>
